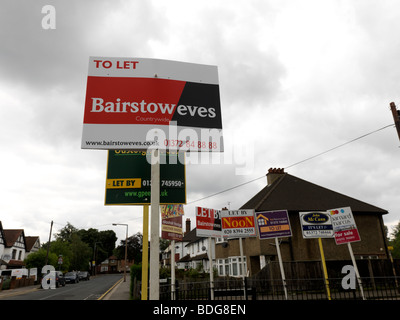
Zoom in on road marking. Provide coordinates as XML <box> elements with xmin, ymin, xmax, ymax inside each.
<box><xmin>97</xmin><ymin>277</ymin><xmax>124</xmax><ymax>300</ymax></box>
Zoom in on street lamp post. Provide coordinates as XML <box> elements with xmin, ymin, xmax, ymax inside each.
<box><xmin>112</xmin><ymin>223</ymin><xmax>128</xmax><ymax>282</ymax></box>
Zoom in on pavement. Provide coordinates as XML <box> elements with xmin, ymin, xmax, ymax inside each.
<box><xmin>102</xmin><ymin>274</ymin><xmax>131</xmax><ymax>300</ymax></box>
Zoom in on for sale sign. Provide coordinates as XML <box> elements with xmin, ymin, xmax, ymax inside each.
<box><xmin>221</xmin><ymin>210</ymin><xmax>256</xmax><ymax>238</ymax></box>
<box><xmin>82</xmin><ymin>57</ymin><xmax>223</xmax><ymax>151</ymax></box>
<box><xmin>328</xmin><ymin>207</ymin><xmax>361</xmax><ymax>245</ymax></box>
<box><xmin>196</xmin><ymin>207</ymin><xmax>222</xmax><ymax>238</ymax></box>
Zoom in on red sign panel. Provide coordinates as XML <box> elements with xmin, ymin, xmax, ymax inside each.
<box><xmin>81</xmin><ymin>57</ymin><xmax>223</xmax><ymax>151</ymax></box>
<box><xmin>333</xmin><ymin>228</ymin><xmax>361</xmax><ymax>245</ymax></box>
<box><xmin>196</xmin><ymin>207</ymin><xmax>222</xmax><ymax>238</ymax></box>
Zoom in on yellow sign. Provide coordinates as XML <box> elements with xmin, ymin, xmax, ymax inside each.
<box><xmin>260</xmin><ymin>224</ymin><xmax>290</xmax><ymax>233</ymax></box>
<box><xmin>106</xmin><ymin>178</ymin><xmax>141</xmax><ymax>189</ymax></box>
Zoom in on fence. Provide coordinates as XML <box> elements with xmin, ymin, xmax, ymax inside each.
<box><xmin>159</xmin><ymin>276</ymin><xmax>400</xmax><ymax>300</ymax></box>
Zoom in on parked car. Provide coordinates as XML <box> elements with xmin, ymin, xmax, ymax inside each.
<box><xmin>55</xmin><ymin>271</ymin><xmax>66</xmax><ymax>287</ymax></box>
<box><xmin>64</xmin><ymin>271</ymin><xmax>79</xmax><ymax>283</ymax></box>
<box><xmin>78</xmin><ymin>271</ymin><xmax>90</xmax><ymax>281</ymax></box>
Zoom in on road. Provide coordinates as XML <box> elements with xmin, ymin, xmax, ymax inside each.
<box><xmin>0</xmin><ymin>274</ymin><xmax>123</xmax><ymax>300</ymax></box>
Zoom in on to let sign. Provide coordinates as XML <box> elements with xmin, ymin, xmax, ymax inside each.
<box><xmin>328</xmin><ymin>207</ymin><xmax>361</xmax><ymax>245</ymax></box>
<box><xmin>221</xmin><ymin>210</ymin><xmax>256</xmax><ymax>238</ymax></box>
<box><xmin>256</xmin><ymin>210</ymin><xmax>292</xmax><ymax>239</ymax></box>
<box><xmin>299</xmin><ymin>211</ymin><xmax>334</xmax><ymax>239</ymax></box>
<box><xmin>196</xmin><ymin>207</ymin><xmax>222</xmax><ymax>238</ymax></box>
<box><xmin>82</xmin><ymin>57</ymin><xmax>223</xmax><ymax>152</ymax></box>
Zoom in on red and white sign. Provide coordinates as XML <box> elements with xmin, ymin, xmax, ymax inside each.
<box><xmin>82</xmin><ymin>57</ymin><xmax>223</xmax><ymax>151</ymax></box>
<box><xmin>328</xmin><ymin>207</ymin><xmax>361</xmax><ymax>245</ymax></box>
<box><xmin>196</xmin><ymin>207</ymin><xmax>222</xmax><ymax>238</ymax></box>
<box><xmin>221</xmin><ymin>209</ymin><xmax>256</xmax><ymax>238</ymax></box>
<box><xmin>161</xmin><ymin>204</ymin><xmax>184</xmax><ymax>241</ymax></box>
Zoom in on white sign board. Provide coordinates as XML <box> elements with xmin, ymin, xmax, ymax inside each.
<box><xmin>299</xmin><ymin>211</ymin><xmax>334</xmax><ymax>239</ymax></box>
<box><xmin>82</xmin><ymin>57</ymin><xmax>223</xmax><ymax>151</ymax></box>
<box><xmin>221</xmin><ymin>209</ymin><xmax>256</xmax><ymax>238</ymax></box>
<box><xmin>328</xmin><ymin>206</ymin><xmax>361</xmax><ymax>245</ymax></box>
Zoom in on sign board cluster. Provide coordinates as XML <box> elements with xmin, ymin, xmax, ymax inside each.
<box><xmin>81</xmin><ymin>56</ymin><xmax>223</xmax><ymax>301</ymax></box>
<box><xmin>195</xmin><ymin>206</ymin><xmax>360</xmax><ymax>246</ymax></box>
<box><xmin>195</xmin><ymin>207</ymin><xmax>288</xmax><ymax>240</ymax></box>
<box><xmin>299</xmin><ymin>207</ymin><xmax>360</xmax><ymax>245</ymax></box>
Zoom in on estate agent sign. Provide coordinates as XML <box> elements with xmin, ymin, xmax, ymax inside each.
<box><xmin>328</xmin><ymin>206</ymin><xmax>360</xmax><ymax>245</ymax></box>
<box><xmin>299</xmin><ymin>211</ymin><xmax>334</xmax><ymax>239</ymax></box>
<box><xmin>82</xmin><ymin>57</ymin><xmax>223</xmax><ymax>152</ymax></box>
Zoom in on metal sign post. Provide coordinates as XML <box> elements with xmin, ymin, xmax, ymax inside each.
<box><xmin>149</xmin><ymin>148</ymin><xmax>160</xmax><ymax>300</ymax></box>
<box><xmin>141</xmin><ymin>205</ymin><xmax>149</xmax><ymax>300</ymax></box>
<box><xmin>275</xmin><ymin>237</ymin><xmax>288</xmax><ymax>300</ymax></box>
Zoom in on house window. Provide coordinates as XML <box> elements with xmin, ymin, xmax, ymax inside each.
<box><xmin>217</xmin><ymin>257</ymin><xmax>247</xmax><ymax>277</ymax></box>
<box><xmin>18</xmin><ymin>250</ymin><xmax>22</xmax><ymax>260</ymax></box>
<box><xmin>12</xmin><ymin>249</ymin><xmax>17</xmax><ymax>259</ymax></box>
<box><xmin>231</xmin><ymin>258</ymin><xmax>238</xmax><ymax>276</ymax></box>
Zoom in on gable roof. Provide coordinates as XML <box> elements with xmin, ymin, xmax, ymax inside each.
<box><xmin>182</xmin><ymin>228</ymin><xmax>203</xmax><ymax>245</ymax></box>
<box><xmin>240</xmin><ymin>173</ymin><xmax>388</xmax><ymax>214</ymax></box>
<box><xmin>25</xmin><ymin>236</ymin><xmax>40</xmax><ymax>251</ymax></box>
<box><xmin>3</xmin><ymin>229</ymin><xmax>26</xmax><ymax>248</ymax></box>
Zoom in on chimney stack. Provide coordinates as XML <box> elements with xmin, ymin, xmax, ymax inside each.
<box><xmin>185</xmin><ymin>218</ymin><xmax>191</xmax><ymax>235</ymax></box>
<box><xmin>267</xmin><ymin>168</ymin><xmax>285</xmax><ymax>185</ymax></box>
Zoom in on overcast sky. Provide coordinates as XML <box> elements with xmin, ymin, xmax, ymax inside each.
<box><xmin>1</xmin><ymin>0</ymin><xmax>399</xmax><ymax>245</ymax></box>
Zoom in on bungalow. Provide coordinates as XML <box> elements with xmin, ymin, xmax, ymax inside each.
<box><xmin>216</xmin><ymin>168</ymin><xmax>390</xmax><ymax>276</ymax></box>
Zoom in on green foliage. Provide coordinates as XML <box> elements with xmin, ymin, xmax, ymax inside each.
<box><xmin>24</xmin><ymin>248</ymin><xmax>58</xmax><ymax>270</ymax></box>
<box><xmin>114</xmin><ymin>232</ymin><xmax>144</xmax><ymax>263</ymax></box>
<box><xmin>390</xmin><ymin>221</ymin><xmax>400</xmax><ymax>259</ymax></box>
<box><xmin>34</xmin><ymin>223</ymin><xmax>117</xmax><ymax>272</ymax></box>
<box><xmin>130</xmin><ymin>264</ymin><xmax>142</xmax><ymax>280</ymax></box>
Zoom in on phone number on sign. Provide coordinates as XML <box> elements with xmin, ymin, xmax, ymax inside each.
<box><xmin>164</xmin><ymin>139</ymin><xmax>218</xmax><ymax>150</ymax></box>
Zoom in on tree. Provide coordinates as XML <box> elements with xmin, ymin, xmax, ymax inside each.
<box><xmin>54</xmin><ymin>222</ymin><xmax>78</xmax><ymax>242</ymax></box>
<box><xmin>114</xmin><ymin>232</ymin><xmax>144</xmax><ymax>263</ymax></box>
<box><xmin>24</xmin><ymin>248</ymin><xmax>58</xmax><ymax>270</ymax></box>
<box><xmin>77</xmin><ymin>228</ymin><xmax>117</xmax><ymax>264</ymax></box>
<box><xmin>69</xmin><ymin>233</ymin><xmax>92</xmax><ymax>271</ymax></box>
<box><xmin>47</xmin><ymin>222</ymin><xmax>118</xmax><ymax>271</ymax></box>
<box><xmin>50</xmin><ymin>239</ymin><xmax>72</xmax><ymax>271</ymax></box>
<box><xmin>390</xmin><ymin>221</ymin><xmax>400</xmax><ymax>259</ymax></box>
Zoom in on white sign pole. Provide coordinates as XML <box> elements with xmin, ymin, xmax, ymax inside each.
<box><xmin>347</xmin><ymin>242</ymin><xmax>365</xmax><ymax>300</ymax></box>
<box><xmin>239</xmin><ymin>237</ymin><xmax>247</xmax><ymax>299</ymax></box>
<box><xmin>171</xmin><ymin>240</ymin><xmax>176</xmax><ymax>300</ymax></box>
<box><xmin>149</xmin><ymin>148</ymin><xmax>160</xmax><ymax>300</ymax></box>
<box><xmin>208</xmin><ymin>237</ymin><xmax>214</xmax><ymax>300</ymax></box>
<box><xmin>275</xmin><ymin>237</ymin><xmax>288</xmax><ymax>300</ymax></box>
